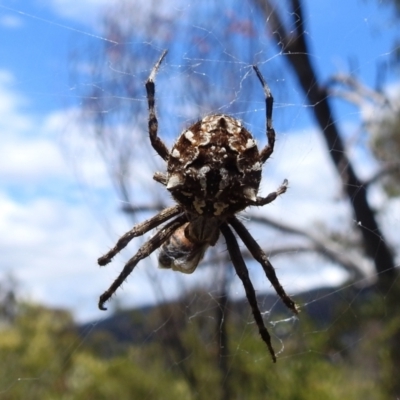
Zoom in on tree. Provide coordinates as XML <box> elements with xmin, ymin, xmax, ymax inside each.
<box><xmin>252</xmin><ymin>0</ymin><xmax>396</xmax><ymax>288</ymax></box>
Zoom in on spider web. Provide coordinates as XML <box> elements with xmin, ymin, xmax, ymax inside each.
<box><xmin>0</xmin><ymin>0</ymin><xmax>400</xmax><ymax>397</ymax></box>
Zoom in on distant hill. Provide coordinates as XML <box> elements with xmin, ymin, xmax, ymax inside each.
<box><xmin>79</xmin><ymin>284</ymin><xmax>373</xmax><ymax>347</ymax></box>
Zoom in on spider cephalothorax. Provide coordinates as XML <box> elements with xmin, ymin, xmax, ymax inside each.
<box><xmin>98</xmin><ymin>50</ymin><xmax>298</xmax><ymax>362</ymax></box>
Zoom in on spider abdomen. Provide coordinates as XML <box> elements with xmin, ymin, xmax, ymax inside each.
<box><xmin>166</xmin><ymin>114</ymin><xmax>262</xmax><ymax>218</ymax></box>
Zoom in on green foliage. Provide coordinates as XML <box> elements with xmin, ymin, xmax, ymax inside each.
<box><xmin>1</xmin><ymin>287</ymin><xmax>400</xmax><ymax>399</ymax></box>
<box><xmin>0</xmin><ymin>303</ymin><xmax>191</xmax><ymax>399</ymax></box>
<box><xmin>369</xmin><ymin>109</ymin><xmax>400</xmax><ymax>197</ymax></box>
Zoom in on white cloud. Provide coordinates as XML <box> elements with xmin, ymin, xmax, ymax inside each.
<box><xmin>44</xmin><ymin>0</ymin><xmax>109</xmax><ymax>26</ymax></box>
<box><xmin>256</xmin><ymin>127</ymin><xmax>352</xmax><ymax>230</ymax></box>
<box><xmin>0</xmin><ymin>190</ymin><xmax>118</xmax><ymax>320</ymax></box>
<box><xmin>1</xmin><ymin>136</ymin><xmax>67</xmax><ymax>183</ymax></box>
<box><xmin>0</xmin><ymin>74</ymin><xmax>106</xmax><ymax>192</ymax></box>
<box><xmin>0</xmin><ymin>70</ymin><xmax>118</xmax><ymax>320</ymax></box>
<box><xmin>45</xmin><ymin>0</ymin><xmax>184</xmax><ymax>29</ymax></box>
<box><xmin>0</xmin><ymin>14</ymin><xmax>23</xmax><ymax>28</ymax></box>
<box><xmin>0</xmin><ymin>71</ymin><xmax>28</xmax><ymax>115</ymax></box>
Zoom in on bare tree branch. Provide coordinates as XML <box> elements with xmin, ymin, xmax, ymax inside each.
<box><xmin>363</xmin><ymin>162</ymin><xmax>400</xmax><ymax>187</ymax></box>
<box><xmin>328</xmin><ymin>74</ymin><xmax>390</xmax><ymax>108</ymax></box>
<box><xmin>249</xmin><ymin>215</ymin><xmax>375</xmax><ymax>282</ymax></box>
<box><xmin>252</xmin><ymin>0</ymin><xmax>396</xmax><ymax>287</ymax></box>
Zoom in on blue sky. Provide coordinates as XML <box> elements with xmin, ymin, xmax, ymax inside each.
<box><xmin>0</xmin><ymin>0</ymin><xmax>399</xmax><ymax>322</ymax></box>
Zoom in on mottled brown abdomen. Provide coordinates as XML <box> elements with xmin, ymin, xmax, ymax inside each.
<box><xmin>166</xmin><ymin>114</ymin><xmax>262</xmax><ymax>218</ymax></box>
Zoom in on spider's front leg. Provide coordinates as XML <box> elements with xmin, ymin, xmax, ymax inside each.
<box><xmin>98</xmin><ymin>205</ymin><xmax>182</xmax><ymax>266</ymax></box>
<box><xmin>99</xmin><ymin>214</ymin><xmax>187</xmax><ymax>310</ymax></box>
<box><xmin>253</xmin><ymin>65</ymin><xmax>275</xmax><ymax>164</ymax></box>
<box><xmin>145</xmin><ymin>50</ymin><xmax>170</xmax><ymax>162</ymax></box>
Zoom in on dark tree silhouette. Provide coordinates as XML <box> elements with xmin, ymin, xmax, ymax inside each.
<box><xmin>252</xmin><ymin>0</ymin><xmax>396</xmax><ymax>290</ymax></box>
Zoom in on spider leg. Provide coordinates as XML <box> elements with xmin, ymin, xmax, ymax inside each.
<box><xmin>254</xmin><ymin>179</ymin><xmax>288</xmax><ymax>206</ymax></box>
<box><xmin>253</xmin><ymin>65</ymin><xmax>275</xmax><ymax>164</ymax></box>
<box><xmin>98</xmin><ymin>205</ymin><xmax>182</xmax><ymax>266</ymax></box>
<box><xmin>145</xmin><ymin>50</ymin><xmax>170</xmax><ymax>161</ymax></box>
<box><xmin>99</xmin><ymin>214</ymin><xmax>187</xmax><ymax>310</ymax></box>
<box><xmin>228</xmin><ymin>216</ymin><xmax>298</xmax><ymax>315</ymax></box>
<box><xmin>153</xmin><ymin>171</ymin><xmax>168</xmax><ymax>186</ymax></box>
<box><xmin>220</xmin><ymin>222</ymin><xmax>277</xmax><ymax>363</ymax></box>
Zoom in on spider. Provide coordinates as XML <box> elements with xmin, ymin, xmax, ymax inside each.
<box><xmin>97</xmin><ymin>50</ymin><xmax>298</xmax><ymax>362</ymax></box>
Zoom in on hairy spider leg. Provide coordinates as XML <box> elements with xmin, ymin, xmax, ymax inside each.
<box><xmin>253</xmin><ymin>65</ymin><xmax>276</xmax><ymax>164</ymax></box>
<box><xmin>145</xmin><ymin>49</ymin><xmax>170</xmax><ymax>161</ymax></box>
<box><xmin>99</xmin><ymin>214</ymin><xmax>187</xmax><ymax>310</ymax></box>
<box><xmin>228</xmin><ymin>216</ymin><xmax>298</xmax><ymax>314</ymax></box>
<box><xmin>254</xmin><ymin>179</ymin><xmax>288</xmax><ymax>206</ymax></box>
<box><xmin>220</xmin><ymin>223</ymin><xmax>277</xmax><ymax>362</ymax></box>
<box><xmin>98</xmin><ymin>205</ymin><xmax>182</xmax><ymax>266</ymax></box>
